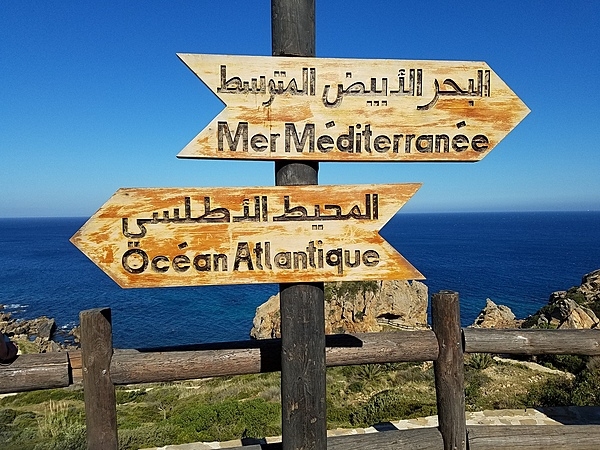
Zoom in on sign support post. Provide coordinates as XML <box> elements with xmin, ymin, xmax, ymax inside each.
<box><xmin>272</xmin><ymin>1</ymin><xmax>327</xmax><ymax>449</ymax></box>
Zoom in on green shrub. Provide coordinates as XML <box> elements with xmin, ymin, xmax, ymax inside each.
<box><xmin>538</xmin><ymin>354</ymin><xmax>587</xmax><ymax>374</ymax></box>
<box><xmin>169</xmin><ymin>398</ymin><xmax>280</xmax><ymax>443</ymax></box>
<box><xmin>118</xmin><ymin>423</ymin><xmax>179</xmax><ymax>450</ymax></box>
<box><xmin>355</xmin><ymin>364</ymin><xmax>384</xmax><ymax>382</ymax></box>
<box><xmin>33</xmin><ymin>424</ymin><xmax>86</xmax><ymax>450</ymax></box>
<box><xmin>524</xmin><ymin>375</ymin><xmax>573</xmax><ymax>407</ymax></box>
<box><xmin>349</xmin><ymin>390</ymin><xmax>436</xmax><ymax>427</ymax></box>
<box><xmin>466</xmin><ymin>353</ymin><xmax>495</xmax><ymax>371</ymax></box>
<box><xmin>566</xmin><ymin>288</ymin><xmax>587</xmax><ymax>305</ymax></box>
<box><xmin>464</xmin><ymin>370</ymin><xmax>491</xmax><ymax>409</ymax></box>
<box><xmin>0</xmin><ymin>408</ymin><xmax>18</xmax><ymax>425</ymax></box>
<box><xmin>572</xmin><ymin>368</ymin><xmax>600</xmax><ymax>406</ymax></box>
<box><xmin>115</xmin><ymin>388</ymin><xmax>147</xmax><ymax>404</ymax></box>
<box><xmin>0</xmin><ymin>389</ymin><xmax>83</xmax><ymax>407</ymax></box>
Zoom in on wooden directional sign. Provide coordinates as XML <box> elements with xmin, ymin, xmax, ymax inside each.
<box><xmin>177</xmin><ymin>54</ymin><xmax>529</xmax><ymax>162</ymax></box>
<box><xmin>70</xmin><ymin>184</ymin><xmax>422</xmax><ymax>288</ymax></box>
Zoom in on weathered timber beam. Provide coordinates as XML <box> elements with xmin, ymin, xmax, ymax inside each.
<box><xmin>0</xmin><ymin>352</ymin><xmax>69</xmax><ymax>394</ymax></box>
<box><xmin>467</xmin><ymin>425</ymin><xmax>600</xmax><ymax>449</ymax></box>
<box><xmin>110</xmin><ymin>331</ymin><xmax>439</xmax><ymax>385</ymax></box>
<box><xmin>224</xmin><ymin>427</ymin><xmax>443</xmax><ymax>450</ymax></box>
<box><xmin>463</xmin><ymin>328</ymin><xmax>600</xmax><ymax>355</ymax></box>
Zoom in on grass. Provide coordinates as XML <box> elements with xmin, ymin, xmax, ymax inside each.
<box><xmin>1</xmin><ymin>356</ymin><xmax>595</xmax><ymax>449</ymax></box>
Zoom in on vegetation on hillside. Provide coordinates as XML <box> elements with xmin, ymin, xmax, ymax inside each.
<box><xmin>2</xmin><ymin>354</ymin><xmax>599</xmax><ymax>450</ymax></box>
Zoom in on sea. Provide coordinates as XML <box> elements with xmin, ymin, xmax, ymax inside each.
<box><xmin>1</xmin><ymin>212</ymin><xmax>599</xmax><ymax>349</ymax></box>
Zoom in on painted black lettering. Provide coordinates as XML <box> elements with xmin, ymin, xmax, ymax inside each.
<box><xmin>416</xmin><ymin>135</ymin><xmax>433</xmax><ymax>153</ymax></box>
<box><xmin>151</xmin><ymin>255</ymin><xmax>169</xmax><ymax>273</ymax></box>
<box><xmin>471</xmin><ymin>134</ymin><xmax>489</xmax><ymax>152</ymax></box>
<box><xmin>173</xmin><ymin>255</ymin><xmax>190</xmax><ymax>272</ymax></box>
<box><xmin>250</xmin><ymin>134</ymin><xmax>268</xmax><ymax>152</ymax></box>
<box><xmin>373</xmin><ymin>135</ymin><xmax>390</xmax><ymax>153</ymax></box>
<box><xmin>362</xmin><ymin>250</ymin><xmax>380</xmax><ymax>267</ymax></box>
<box><xmin>452</xmin><ymin>134</ymin><xmax>469</xmax><ymax>152</ymax></box>
<box><xmin>122</xmin><ymin>248</ymin><xmax>148</xmax><ymax>274</ymax></box>
<box><xmin>233</xmin><ymin>242</ymin><xmax>253</xmax><ymax>270</ymax></box>
<box><xmin>285</xmin><ymin>123</ymin><xmax>315</xmax><ymax>152</ymax></box>
<box><xmin>435</xmin><ymin>135</ymin><xmax>449</xmax><ymax>153</ymax></box>
<box><xmin>218</xmin><ymin>121</ymin><xmax>248</xmax><ymax>152</ymax></box>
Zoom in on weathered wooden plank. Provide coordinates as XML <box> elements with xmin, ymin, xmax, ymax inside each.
<box><xmin>67</xmin><ymin>350</ymin><xmax>83</xmax><ymax>384</ymax></box>
<box><xmin>224</xmin><ymin>428</ymin><xmax>444</xmax><ymax>450</ymax></box>
<box><xmin>431</xmin><ymin>291</ymin><xmax>466</xmax><ymax>450</ymax></box>
<box><xmin>177</xmin><ymin>55</ymin><xmax>529</xmax><ymax>163</ymax></box>
<box><xmin>70</xmin><ymin>184</ymin><xmax>422</xmax><ymax>288</ymax></box>
<box><xmin>280</xmin><ymin>283</ymin><xmax>326</xmax><ymax>450</ymax></box>
<box><xmin>109</xmin><ymin>331</ymin><xmax>437</xmax><ymax>385</ymax></box>
<box><xmin>467</xmin><ymin>425</ymin><xmax>600</xmax><ymax>449</ymax></box>
<box><xmin>0</xmin><ymin>352</ymin><xmax>69</xmax><ymax>394</ymax></box>
<box><xmin>80</xmin><ymin>308</ymin><xmax>118</xmax><ymax>450</ymax></box>
<box><xmin>464</xmin><ymin>328</ymin><xmax>600</xmax><ymax>355</ymax></box>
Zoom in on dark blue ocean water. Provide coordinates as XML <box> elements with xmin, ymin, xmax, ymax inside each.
<box><xmin>1</xmin><ymin>212</ymin><xmax>599</xmax><ymax>348</ymax></box>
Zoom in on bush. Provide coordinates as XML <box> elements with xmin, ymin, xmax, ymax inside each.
<box><xmin>524</xmin><ymin>375</ymin><xmax>573</xmax><ymax>407</ymax></box>
<box><xmin>466</xmin><ymin>353</ymin><xmax>495</xmax><ymax>370</ymax></box>
<box><xmin>464</xmin><ymin>371</ymin><xmax>491</xmax><ymax>409</ymax></box>
<box><xmin>538</xmin><ymin>354</ymin><xmax>588</xmax><ymax>374</ymax></box>
<box><xmin>350</xmin><ymin>390</ymin><xmax>436</xmax><ymax>427</ymax></box>
<box><xmin>118</xmin><ymin>423</ymin><xmax>179</xmax><ymax>450</ymax></box>
<box><xmin>0</xmin><ymin>389</ymin><xmax>83</xmax><ymax>407</ymax></box>
<box><xmin>169</xmin><ymin>398</ymin><xmax>280</xmax><ymax>443</ymax></box>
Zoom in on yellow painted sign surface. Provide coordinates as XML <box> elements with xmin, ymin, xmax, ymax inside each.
<box><xmin>70</xmin><ymin>184</ymin><xmax>423</xmax><ymax>288</ymax></box>
<box><xmin>178</xmin><ymin>54</ymin><xmax>529</xmax><ymax>162</ymax></box>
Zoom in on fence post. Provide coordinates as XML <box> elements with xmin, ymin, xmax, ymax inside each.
<box><xmin>431</xmin><ymin>291</ymin><xmax>466</xmax><ymax>450</ymax></box>
<box><xmin>80</xmin><ymin>307</ymin><xmax>118</xmax><ymax>450</ymax></box>
<box><xmin>272</xmin><ymin>1</ymin><xmax>326</xmax><ymax>450</ymax></box>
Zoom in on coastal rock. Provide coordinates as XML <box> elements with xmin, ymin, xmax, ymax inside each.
<box><xmin>0</xmin><ymin>305</ymin><xmax>78</xmax><ymax>353</ymax></box>
<box><xmin>250</xmin><ymin>280</ymin><xmax>428</xmax><ymax>339</ymax></box>
<box><xmin>522</xmin><ymin>270</ymin><xmax>600</xmax><ymax>329</ymax></box>
<box><xmin>471</xmin><ymin>299</ymin><xmax>519</xmax><ymax>329</ymax></box>
<box><xmin>250</xmin><ymin>294</ymin><xmax>281</xmax><ymax>340</ymax></box>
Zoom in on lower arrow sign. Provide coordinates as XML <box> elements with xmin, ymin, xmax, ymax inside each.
<box><xmin>70</xmin><ymin>184</ymin><xmax>423</xmax><ymax>288</ymax></box>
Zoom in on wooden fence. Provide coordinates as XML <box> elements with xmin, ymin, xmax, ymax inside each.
<box><xmin>2</xmin><ymin>291</ymin><xmax>600</xmax><ymax>449</ymax></box>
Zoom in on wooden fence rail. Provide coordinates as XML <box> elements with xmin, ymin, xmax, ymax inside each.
<box><xmin>2</xmin><ymin>291</ymin><xmax>600</xmax><ymax>449</ymax></box>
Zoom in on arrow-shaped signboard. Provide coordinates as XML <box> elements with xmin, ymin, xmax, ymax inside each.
<box><xmin>70</xmin><ymin>184</ymin><xmax>423</xmax><ymax>288</ymax></box>
<box><xmin>177</xmin><ymin>54</ymin><xmax>529</xmax><ymax>162</ymax></box>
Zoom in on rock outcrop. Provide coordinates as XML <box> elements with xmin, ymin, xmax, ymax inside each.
<box><xmin>0</xmin><ymin>305</ymin><xmax>77</xmax><ymax>352</ymax></box>
<box><xmin>471</xmin><ymin>299</ymin><xmax>520</xmax><ymax>329</ymax></box>
<box><xmin>250</xmin><ymin>280</ymin><xmax>428</xmax><ymax>339</ymax></box>
<box><xmin>521</xmin><ymin>269</ymin><xmax>600</xmax><ymax>330</ymax></box>
<box><xmin>470</xmin><ymin>269</ymin><xmax>600</xmax><ymax>330</ymax></box>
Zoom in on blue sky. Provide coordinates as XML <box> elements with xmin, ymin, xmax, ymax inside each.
<box><xmin>1</xmin><ymin>1</ymin><xmax>599</xmax><ymax>217</ymax></box>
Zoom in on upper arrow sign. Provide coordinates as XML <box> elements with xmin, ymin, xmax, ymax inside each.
<box><xmin>177</xmin><ymin>54</ymin><xmax>529</xmax><ymax>162</ymax></box>
<box><xmin>70</xmin><ymin>184</ymin><xmax>423</xmax><ymax>288</ymax></box>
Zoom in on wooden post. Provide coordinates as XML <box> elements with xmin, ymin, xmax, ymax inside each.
<box><xmin>80</xmin><ymin>308</ymin><xmax>118</xmax><ymax>450</ymax></box>
<box><xmin>272</xmin><ymin>1</ymin><xmax>326</xmax><ymax>450</ymax></box>
<box><xmin>431</xmin><ymin>291</ymin><xmax>466</xmax><ymax>450</ymax></box>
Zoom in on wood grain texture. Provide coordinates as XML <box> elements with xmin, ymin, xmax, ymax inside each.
<box><xmin>70</xmin><ymin>184</ymin><xmax>423</xmax><ymax>288</ymax></box>
<box><xmin>464</xmin><ymin>328</ymin><xmax>600</xmax><ymax>355</ymax></box>
<box><xmin>109</xmin><ymin>331</ymin><xmax>439</xmax><ymax>385</ymax></box>
<box><xmin>223</xmin><ymin>428</ymin><xmax>444</xmax><ymax>450</ymax></box>
<box><xmin>177</xmin><ymin>54</ymin><xmax>529</xmax><ymax>162</ymax></box>
<box><xmin>431</xmin><ymin>291</ymin><xmax>466</xmax><ymax>450</ymax></box>
<box><xmin>80</xmin><ymin>308</ymin><xmax>118</xmax><ymax>450</ymax></box>
<box><xmin>280</xmin><ymin>283</ymin><xmax>326</xmax><ymax>450</ymax></box>
<box><xmin>467</xmin><ymin>425</ymin><xmax>600</xmax><ymax>449</ymax></box>
<box><xmin>0</xmin><ymin>353</ymin><xmax>69</xmax><ymax>393</ymax></box>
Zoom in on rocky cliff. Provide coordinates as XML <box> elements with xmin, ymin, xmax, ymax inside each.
<box><xmin>471</xmin><ymin>269</ymin><xmax>600</xmax><ymax>330</ymax></box>
<box><xmin>250</xmin><ymin>280</ymin><xmax>428</xmax><ymax>339</ymax></box>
